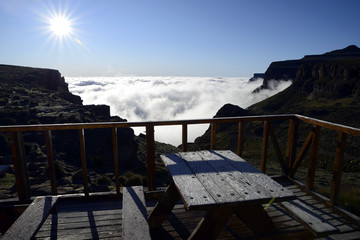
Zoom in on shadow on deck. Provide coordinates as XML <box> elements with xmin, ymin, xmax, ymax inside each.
<box><xmin>33</xmin><ymin>179</ymin><xmax>360</xmax><ymax>240</ymax></box>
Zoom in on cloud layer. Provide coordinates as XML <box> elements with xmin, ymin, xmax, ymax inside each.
<box><xmin>66</xmin><ymin>76</ymin><xmax>291</xmax><ymax>145</ymax></box>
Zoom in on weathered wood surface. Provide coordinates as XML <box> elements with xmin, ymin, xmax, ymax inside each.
<box><xmin>161</xmin><ymin>150</ymin><xmax>295</xmax><ymax>211</ymax></box>
<box><xmin>36</xmin><ymin>198</ymin><xmax>123</xmax><ymax>239</ymax></box>
<box><xmin>161</xmin><ymin>154</ymin><xmax>216</xmax><ymax>210</ymax></box>
<box><xmin>158</xmin><ymin>150</ymin><xmax>297</xmax><ymax>238</ymax></box>
<box><xmin>30</xmin><ymin>179</ymin><xmax>360</xmax><ymax>240</ymax></box>
<box><xmin>148</xmin><ymin>182</ymin><xmax>181</xmax><ymax>228</ymax></box>
<box><xmin>2</xmin><ymin>196</ymin><xmax>58</xmax><ymax>240</ymax></box>
<box><xmin>280</xmin><ymin>199</ymin><xmax>339</xmax><ymax>236</ymax></box>
<box><xmin>122</xmin><ymin>186</ymin><xmax>151</xmax><ymax>240</ymax></box>
<box><xmin>217</xmin><ymin>150</ymin><xmax>295</xmax><ymax>201</ymax></box>
<box><xmin>179</xmin><ymin>151</ymin><xmax>246</xmax><ymax>203</ymax></box>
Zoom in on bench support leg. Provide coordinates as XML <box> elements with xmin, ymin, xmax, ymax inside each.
<box><xmin>148</xmin><ymin>182</ymin><xmax>181</xmax><ymax>228</ymax></box>
<box><xmin>189</xmin><ymin>205</ymin><xmax>235</xmax><ymax>240</ymax></box>
<box><xmin>235</xmin><ymin>204</ymin><xmax>277</xmax><ymax>234</ymax></box>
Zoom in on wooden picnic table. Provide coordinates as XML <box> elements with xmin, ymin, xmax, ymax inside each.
<box><xmin>148</xmin><ymin>150</ymin><xmax>296</xmax><ymax>239</ymax></box>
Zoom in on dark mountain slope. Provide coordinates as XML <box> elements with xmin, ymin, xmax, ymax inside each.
<box><xmin>249</xmin><ymin>57</ymin><xmax>360</xmax><ymax>128</ymax></box>
<box><xmin>194</xmin><ymin>46</ymin><xmax>360</xmax><ymax>172</ymax></box>
<box><xmin>0</xmin><ymin>64</ymin><xmax>177</xmax><ymax>198</ymax></box>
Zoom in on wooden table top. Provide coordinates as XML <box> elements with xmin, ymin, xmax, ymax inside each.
<box><xmin>161</xmin><ymin>150</ymin><xmax>295</xmax><ymax>210</ymax></box>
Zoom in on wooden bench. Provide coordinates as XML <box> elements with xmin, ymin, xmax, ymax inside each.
<box><xmin>280</xmin><ymin>199</ymin><xmax>339</xmax><ymax>237</ymax></box>
<box><xmin>2</xmin><ymin>196</ymin><xmax>58</xmax><ymax>240</ymax></box>
<box><xmin>122</xmin><ymin>186</ymin><xmax>151</xmax><ymax>240</ymax></box>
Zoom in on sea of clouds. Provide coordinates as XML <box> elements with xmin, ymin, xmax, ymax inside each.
<box><xmin>66</xmin><ymin>76</ymin><xmax>291</xmax><ymax>146</ymax></box>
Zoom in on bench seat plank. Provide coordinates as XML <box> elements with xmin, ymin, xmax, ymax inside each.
<box><xmin>2</xmin><ymin>196</ymin><xmax>58</xmax><ymax>240</ymax></box>
<box><xmin>122</xmin><ymin>186</ymin><xmax>151</xmax><ymax>240</ymax></box>
<box><xmin>280</xmin><ymin>199</ymin><xmax>339</xmax><ymax>236</ymax></box>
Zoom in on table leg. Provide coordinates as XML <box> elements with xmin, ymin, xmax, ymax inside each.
<box><xmin>188</xmin><ymin>205</ymin><xmax>235</xmax><ymax>240</ymax></box>
<box><xmin>235</xmin><ymin>203</ymin><xmax>277</xmax><ymax>234</ymax></box>
<box><xmin>148</xmin><ymin>182</ymin><xmax>181</xmax><ymax>228</ymax></box>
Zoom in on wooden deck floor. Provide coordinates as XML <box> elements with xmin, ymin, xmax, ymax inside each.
<box><xmin>35</xmin><ymin>181</ymin><xmax>360</xmax><ymax>240</ymax></box>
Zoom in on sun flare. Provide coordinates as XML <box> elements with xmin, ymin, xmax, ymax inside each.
<box><xmin>49</xmin><ymin>15</ymin><xmax>72</xmax><ymax>37</ymax></box>
<box><xmin>42</xmin><ymin>7</ymin><xmax>86</xmax><ymax>49</ymax></box>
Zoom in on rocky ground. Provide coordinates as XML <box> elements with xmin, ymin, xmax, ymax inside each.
<box><xmin>0</xmin><ymin>65</ymin><xmax>179</xmax><ymax>199</ymax></box>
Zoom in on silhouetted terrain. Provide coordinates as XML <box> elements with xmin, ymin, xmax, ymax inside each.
<box><xmin>195</xmin><ymin>45</ymin><xmax>360</xmax><ymax>172</ymax></box>
<box><xmin>1</xmin><ymin>45</ymin><xmax>360</xmax><ymax>199</ymax></box>
<box><xmin>0</xmin><ymin>64</ymin><xmax>177</xmax><ymax>198</ymax></box>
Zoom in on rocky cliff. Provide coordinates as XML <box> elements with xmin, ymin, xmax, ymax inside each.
<box><xmin>295</xmin><ymin>58</ymin><xmax>360</xmax><ymax>99</ymax></box>
<box><xmin>0</xmin><ymin>65</ymin><xmax>177</xmax><ymax>198</ymax></box>
<box><xmin>254</xmin><ymin>45</ymin><xmax>360</xmax><ymax>92</ymax></box>
<box><xmin>0</xmin><ymin>64</ymin><xmax>69</xmax><ymax>92</ymax></box>
<box><xmin>195</xmin><ymin>45</ymin><xmax>360</xmax><ymax>173</ymax></box>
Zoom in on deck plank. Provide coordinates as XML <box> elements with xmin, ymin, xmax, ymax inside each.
<box><xmin>3</xmin><ymin>196</ymin><xmax>58</xmax><ymax>240</ymax></box>
<box><xmin>31</xmin><ymin>178</ymin><xmax>360</xmax><ymax>240</ymax></box>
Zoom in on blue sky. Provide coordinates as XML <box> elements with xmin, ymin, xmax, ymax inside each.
<box><xmin>1</xmin><ymin>0</ymin><xmax>359</xmax><ymax>77</ymax></box>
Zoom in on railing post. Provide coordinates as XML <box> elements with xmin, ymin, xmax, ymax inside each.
<box><xmin>307</xmin><ymin>126</ymin><xmax>320</xmax><ymax>190</ymax></box>
<box><xmin>286</xmin><ymin>118</ymin><xmax>299</xmax><ymax>172</ymax></box>
<box><xmin>237</xmin><ymin>121</ymin><xmax>244</xmax><ymax>157</ymax></box>
<box><xmin>288</xmin><ymin>130</ymin><xmax>313</xmax><ymax>177</ymax></box>
<box><xmin>210</xmin><ymin>122</ymin><xmax>216</xmax><ymax>150</ymax></box>
<box><xmin>79</xmin><ymin>129</ymin><xmax>89</xmax><ymax>197</ymax></box>
<box><xmin>146</xmin><ymin>124</ymin><xmax>156</xmax><ymax>190</ymax></box>
<box><xmin>261</xmin><ymin>120</ymin><xmax>269</xmax><ymax>173</ymax></box>
<box><xmin>10</xmin><ymin>131</ymin><xmax>31</xmax><ymax>202</ymax></box>
<box><xmin>268</xmin><ymin>122</ymin><xmax>287</xmax><ymax>175</ymax></box>
<box><xmin>330</xmin><ymin>131</ymin><xmax>347</xmax><ymax>206</ymax></box>
<box><xmin>45</xmin><ymin>130</ymin><xmax>57</xmax><ymax>195</ymax></box>
<box><xmin>112</xmin><ymin>127</ymin><xmax>120</xmax><ymax>195</ymax></box>
<box><xmin>182</xmin><ymin>123</ymin><xmax>188</xmax><ymax>152</ymax></box>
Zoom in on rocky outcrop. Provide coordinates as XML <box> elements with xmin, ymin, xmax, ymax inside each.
<box><xmin>254</xmin><ymin>45</ymin><xmax>360</xmax><ymax>92</ymax></box>
<box><xmin>248</xmin><ymin>73</ymin><xmax>265</xmax><ymax>82</ymax></box>
<box><xmin>194</xmin><ymin>104</ymin><xmax>249</xmax><ymax>150</ymax></box>
<box><xmin>213</xmin><ymin>103</ymin><xmax>249</xmax><ymax>118</ymax></box>
<box><xmin>0</xmin><ymin>64</ymin><xmax>69</xmax><ymax>92</ymax></box>
<box><xmin>295</xmin><ymin>59</ymin><xmax>360</xmax><ymax>99</ymax></box>
<box><xmin>0</xmin><ymin>64</ymin><xmax>142</xmax><ymax>197</ymax></box>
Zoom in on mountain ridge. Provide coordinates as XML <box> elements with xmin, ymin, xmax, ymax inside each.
<box><xmin>254</xmin><ymin>45</ymin><xmax>360</xmax><ymax>92</ymax></box>
<box><xmin>195</xmin><ymin>45</ymin><xmax>360</xmax><ymax>172</ymax></box>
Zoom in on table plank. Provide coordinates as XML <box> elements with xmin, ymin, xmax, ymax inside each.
<box><xmin>179</xmin><ymin>152</ymin><xmax>243</xmax><ymax>204</ymax></box>
<box><xmin>197</xmin><ymin>150</ymin><xmax>268</xmax><ymax>202</ymax></box>
<box><xmin>161</xmin><ymin>154</ymin><xmax>216</xmax><ymax>210</ymax></box>
<box><xmin>214</xmin><ymin>150</ymin><xmax>295</xmax><ymax>202</ymax></box>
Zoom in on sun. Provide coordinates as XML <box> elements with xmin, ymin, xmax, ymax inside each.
<box><xmin>42</xmin><ymin>7</ymin><xmax>86</xmax><ymax>49</ymax></box>
<box><xmin>49</xmin><ymin>15</ymin><xmax>73</xmax><ymax>37</ymax></box>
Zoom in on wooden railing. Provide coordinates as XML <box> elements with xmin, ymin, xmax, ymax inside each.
<box><xmin>1</xmin><ymin>114</ymin><xmax>360</xmax><ymax>209</ymax></box>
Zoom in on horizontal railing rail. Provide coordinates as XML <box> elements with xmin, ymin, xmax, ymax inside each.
<box><xmin>1</xmin><ymin>114</ymin><xmax>359</xmax><ymax>210</ymax></box>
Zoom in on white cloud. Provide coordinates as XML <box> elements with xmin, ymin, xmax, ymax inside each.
<box><xmin>66</xmin><ymin>76</ymin><xmax>292</xmax><ymax>146</ymax></box>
